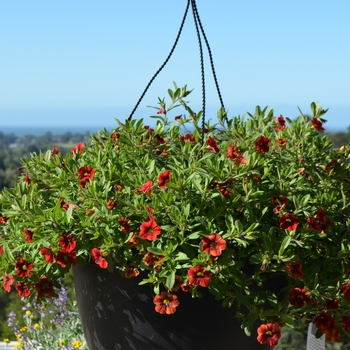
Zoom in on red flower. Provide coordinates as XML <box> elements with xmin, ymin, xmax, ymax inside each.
<box><xmin>311</xmin><ymin>117</ymin><xmax>325</xmax><ymax>132</ymax></box>
<box><xmin>139</xmin><ymin>180</ymin><xmax>153</xmax><ymax>194</ymax></box>
<box><xmin>227</xmin><ymin>145</ymin><xmax>246</xmax><ymax>165</ymax></box>
<box><xmin>257</xmin><ymin>323</ymin><xmax>282</xmax><ymax>346</ymax></box>
<box><xmin>0</xmin><ymin>246</ymin><xmax>3</xmax><ymax>256</ymax></box>
<box><xmin>324</xmin><ymin>322</ymin><xmax>340</xmax><ymax>342</ymax></box>
<box><xmin>23</xmin><ymin>227</ymin><xmax>33</xmax><ymax>243</ymax></box>
<box><xmin>285</xmin><ymin>259</ymin><xmax>304</xmax><ymax>280</ymax></box>
<box><xmin>106</xmin><ymin>199</ymin><xmax>116</xmax><ymax>210</ymax></box>
<box><xmin>139</xmin><ymin>217</ymin><xmax>161</xmax><ymax>241</ymax></box>
<box><xmin>342</xmin><ymin>316</ymin><xmax>350</xmax><ymax>332</ymax></box>
<box><xmin>158</xmin><ymin>170</ymin><xmax>171</xmax><ymax>188</ymax></box>
<box><xmin>153</xmin><ymin>291</ymin><xmax>180</xmax><ymax>315</ymax></box>
<box><xmin>60</xmin><ymin>198</ymin><xmax>69</xmax><ymax>211</ymax></box>
<box><xmin>71</xmin><ymin>143</ymin><xmax>85</xmax><ymax>154</ymax></box>
<box><xmin>279</xmin><ymin>213</ymin><xmax>299</xmax><ymax>231</ymax></box>
<box><xmin>157</xmin><ymin>108</ymin><xmax>166</xmax><ymax>114</ymax></box>
<box><xmin>201</xmin><ymin>233</ymin><xmax>227</xmax><ymax>257</ymax></box>
<box><xmin>219</xmin><ymin>187</ymin><xmax>231</xmax><ymax>197</ymax></box>
<box><xmin>91</xmin><ymin>248</ymin><xmax>108</xmax><ymax>269</ymax></box>
<box><xmin>187</xmin><ymin>265</ymin><xmax>212</xmax><ymax>287</ymax></box>
<box><xmin>16</xmin><ymin>259</ymin><xmax>33</xmax><ymax>277</ymax></box>
<box><xmin>307</xmin><ymin>217</ymin><xmax>322</xmax><ymax>232</ymax></box>
<box><xmin>3</xmin><ymin>272</ymin><xmax>14</xmax><ymax>292</ymax></box>
<box><xmin>274</xmin><ymin>115</ymin><xmax>286</xmax><ymax>131</ymax></box>
<box><xmin>16</xmin><ymin>282</ymin><xmax>30</xmax><ymax>297</ymax></box>
<box><xmin>59</xmin><ymin>235</ymin><xmax>76</xmax><ymax>253</ymax></box>
<box><xmin>206</xmin><ymin>136</ymin><xmax>220</xmax><ymax>153</ymax></box>
<box><xmin>307</xmin><ymin>208</ymin><xmax>331</xmax><ymax>233</ymax></box>
<box><xmin>326</xmin><ymin>300</ymin><xmax>339</xmax><ymax>311</ymax></box>
<box><xmin>255</xmin><ymin>136</ymin><xmax>270</xmax><ymax>154</ymax></box>
<box><xmin>118</xmin><ymin>217</ymin><xmax>131</xmax><ymax>234</ymax></box>
<box><xmin>24</xmin><ymin>173</ymin><xmax>30</xmax><ymax>183</ymax></box>
<box><xmin>40</xmin><ymin>247</ymin><xmax>55</xmax><ymax>263</ymax></box>
<box><xmin>124</xmin><ymin>266</ymin><xmax>140</xmax><ymax>278</ymax></box>
<box><xmin>78</xmin><ymin>166</ymin><xmax>95</xmax><ymax>188</ymax></box>
<box><xmin>276</xmin><ymin>138</ymin><xmax>287</xmax><ymax>148</ymax></box>
<box><xmin>0</xmin><ymin>215</ymin><xmax>7</xmax><ymax>224</ymax></box>
<box><xmin>55</xmin><ymin>249</ymin><xmax>77</xmax><ymax>268</ymax></box>
<box><xmin>179</xmin><ymin>134</ymin><xmax>195</xmax><ymax>143</ymax></box>
<box><xmin>314</xmin><ymin>312</ymin><xmax>334</xmax><ymax>330</ymax></box>
<box><xmin>343</xmin><ymin>283</ymin><xmax>350</xmax><ymax>299</ymax></box>
<box><xmin>289</xmin><ymin>288</ymin><xmax>312</xmax><ymax>307</ymax></box>
<box><xmin>143</xmin><ymin>252</ymin><xmax>164</xmax><ymax>266</ymax></box>
<box><xmin>34</xmin><ymin>277</ymin><xmax>55</xmax><ymax>298</ymax></box>
<box><xmin>272</xmin><ymin>195</ymin><xmax>288</xmax><ymax>214</ymax></box>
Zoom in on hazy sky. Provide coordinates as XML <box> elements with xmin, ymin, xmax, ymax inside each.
<box><xmin>1</xmin><ymin>1</ymin><xmax>350</xmax><ymax>130</ymax></box>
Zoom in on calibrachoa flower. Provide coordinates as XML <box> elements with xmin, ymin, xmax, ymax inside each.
<box><xmin>59</xmin><ymin>234</ymin><xmax>77</xmax><ymax>252</ymax></box>
<box><xmin>343</xmin><ymin>283</ymin><xmax>350</xmax><ymax>299</ymax></box>
<box><xmin>153</xmin><ymin>291</ymin><xmax>180</xmax><ymax>315</ymax></box>
<box><xmin>201</xmin><ymin>233</ymin><xmax>227</xmax><ymax>257</ymax></box>
<box><xmin>40</xmin><ymin>247</ymin><xmax>55</xmax><ymax>263</ymax></box>
<box><xmin>34</xmin><ymin>277</ymin><xmax>55</xmax><ymax>298</ymax></box>
<box><xmin>179</xmin><ymin>133</ymin><xmax>195</xmax><ymax>143</ymax></box>
<box><xmin>279</xmin><ymin>213</ymin><xmax>299</xmax><ymax>231</ymax></box>
<box><xmin>23</xmin><ymin>227</ymin><xmax>33</xmax><ymax>243</ymax></box>
<box><xmin>274</xmin><ymin>115</ymin><xmax>286</xmax><ymax>131</ymax></box>
<box><xmin>55</xmin><ymin>249</ymin><xmax>77</xmax><ymax>268</ymax></box>
<box><xmin>15</xmin><ymin>259</ymin><xmax>33</xmax><ymax>277</ymax></box>
<box><xmin>15</xmin><ymin>282</ymin><xmax>30</xmax><ymax>297</ymax></box>
<box><xmin>257</xmin><ymin>323</ymin><xmax>282</xmax><ymax>346</ymax></box>
<box><xmin>71</xmin><ymin>143</ymin><xmax>85</xmax><ymax>154</ymax></box>
<box><xmin>158</xmin><ymin>170</ymin><xmax>171</xmax><ymax>188</ymax></box>
<box><xmin>285</xmin><ymin>259</ymin><xmax>304</xmax><ymax>280</ymax></box>
<box><xmin>139</xmin><ymin>217</ymin><xmax>161</xmax><ymax>241</ymax></box>
<box><xmin>342</xmin><ymin>316</ymin><xmax>350</xmax><ymax>332</ymax></box>
<box><xmin>206</xmin><ymin>136</ymin><xmax>219</xmax><ymax>153</ymax></box>
<box><xmin>143</xmin><ymin>252</ymin><xmax>164</xmax><ymax>266</ymax></box>
<box><xmin>187</xmin><ymin>265</ymin><xmax>212</xmax><ymax>287</ymax></box>
<box><xmin>255</xmin><ymin>135</ymin><xmax>270</xmax><ymax>154</ymax></box>
<box><xmin>139</xmin><ymin>180</ymin><xmax>153</xmax><ymax>194</ymax></box>
<box><xmin>91</xmin><ymin>248</ymin><xmax>108</xmax><ymax>269</ymax></box>
<box><xmin>311</xmin><ymin>117</ymin><xmax>325</xmax><ymax>132</ymax></box>
<box><xmin>3</xmin><ymin>272</ymin><xmax>14</xmax><ymax>292</ymax></box>
<box><xmin>227</xmin><ymin>145</ymin><xmax>246</xmax><ymax>165</ymax></box>
<box><xmin>272</xmin><ymin>195</ymin><xmax>288</xmax><ymax>214</ymax></box>
<box><xmin>77</xmin><ymin>166</ymin><xmax>95</xmax><ymax>188</ymax></box>
<box><xmin>289</xmin><ymin>288</ymin><xmax>311</xmax><ymax>307</ymax></box>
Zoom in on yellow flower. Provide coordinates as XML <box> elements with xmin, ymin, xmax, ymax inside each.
<box><xmin>16</xmin><ymin>334</ymin><xmax>22</xmax><ymax>339</ymax></box>
<box><xmin>19</xmin><ymin>326</ymin><xmax>28</xmax><ymax>332</ymax></box>
<box><xmin>3</xmin><ymin>338</ymin><xmax>10</xmax><ymax>343</ymax></box>
<box><xmin>33</xmin><ymin>323</ymin><xmax>40</xmax><ymax>329</ymax></box>
<box><xmin>14</xmin><ymin>341</ymin><xmax>24</xmax><ymax>349</ymax></box>
<box><xmin>71</xmin><ymin>340</ymin><xmax>83</xmax><ymax>348</ymax></box>
<box><xmin>59</xmin><ymin>340</ymin><xmax>66</xmax><ymax>345</ymax></box>
<box><xmin>25</xmin><ymin>310</ymin><xmax>31</xmax><ymax>316</ymax></box>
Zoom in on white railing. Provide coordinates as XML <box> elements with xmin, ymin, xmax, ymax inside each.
<box><xmin>0</xmin><ymin>342</ymin><xmax>17</xmax><ymax>350</ymax></box>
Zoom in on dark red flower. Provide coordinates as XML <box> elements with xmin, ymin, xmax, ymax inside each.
<box><xmin>343</xmin><ymin>284</ymin><xmax>350</xmax><ymax>299</ymax></box>
<box><xmin>78</xmin><ymin>166</ymin><xmax>95</xmax><ymax>188</ymax></box>
<box><xmin>55</xmin><ymin>249</ymin><xmax>77</xmax><ymax>268</ymax></box>
<box><xmin>274</xmin><ymin>115</ymin><xmax>286</xmax><ymax>131</ymax></box>
<box><xmin>118</xmin><ymin>217</ymin><xmax>131</xmax><ymax>234</ymax></box>
<box><xmin>0</xmin><ymin>215</ymin><xmax>7</xmax><ymax>224</ymax></box>
<box><xmin>289</xmin><ymin>288</ymin><xmax>312</xmax><ymax>307</ymax></box>
<box><xmin>201</xmin><ymin>233</ymin><xmax>227</xmax><ymax>257</ymax></box>
<box><xmin>157</xmin><ymin>108</ymin><xmax>166</xmax><ymax>114</ymax></box>
<box><xmin>16</xmin><ymin>282</ymin><xmax>30</xmax><ymax>297</ymax></box>
<box><xmin>16</xmin><ymin>259</ymin><xmax>33</xmax><ymax>277</ymax></box>
<box><xmin>179</xmin><ymin>133</ymin><xmax>195</xmax><ymax>143</ymax></box>
<box><xmin>143</xmin><ymin>252</ymin><xmax>164</xmax><ymax>266</ymax></box>
<box><xmin>0</xmin><ymin>246</ymin><xmax>3</xmax><ymax>256</ymax></box>
<box><xmin>124</xmin><ymin>266</ymin><xmax>140</xmax><ymax>278</ymax></box>
<box><xmin>153</xmin><ymin>291</ymin><xmax>180</xmax><ymax>315</ymax></box>
<box><xmin>272</xmin><ymin>195</ymin><xmax>288</xmax><ymax>214</ymax></box>
<box><xmin>60</xmin><ymin>198</ymin><xmax>69</xmax><ymax>211</ymax></box>
<box><xmin>307</xmin><ymin>208</ymin><xmax>331</xmax><ymax>233</ymax></box>
<box><xmin>3</xmin><ymin>272</ymin><xmax>14</xmax><ymax>292</ymax></box>
<box><xmin>71</xmin><ymin>143</ymin><xmax>85</xmax><ymax>154</ymax></box>
<box><xmin>23</xmin><ymin>227</ymin><xmax>33</xmax><ymax>243</ymax></box>
<box><xmin>34</xmin><ymin>277</ymin><xmax>55</xmax><ymax>298</ymax></box>
<box><xmin>24</xmin><ymin>173</ymin><xmax>30</xmax><ymax>183</ymax></box>
<box><xmin>257</xmin><ymin>323</ymin><xmax>282</xmax><ymax>346</ymax></box>
<box><xmin>326</xmin><ymin>300</ymin><xmax>339</xmax><ymax>311</ymax></box>
<box><xmin>206</xmin><ymin>136</ymin><xmax>219</xmax><ymax>153</ymax></box>
<box><xmin>342</xmin><ymin>316</ymin><xmax>350</xmax><ymax>332</ymax></box>
<box><xmin>139</xmin><ymin>180</ymin><xmax>153</xmax><ymax>194</ymax></box>
<box><xmin>106</xmin><ymin>199</ymin><xmax>116</xmax><ymax>210</ymax></box>
<box><xmin>158</xmin><ymin>170</ymin><xmax>171</xmax><ymax>188</ymax></box>
<box><xmin>279</xmin><ymin>213</ymin><xmax>299</xmax><ymax>231</ymax></box>
<box><xmin>255</xmin><ymin>136</ymin><xmax>270</xmax><ymax>154</ymax></box>
<box><xmin>219</xmin><ymin>187</ymin><xmax>231</xmax><ymax>197</ymax></box>
<box><xmin>91</xmin><ymin>248</ymin><xmax>108</xmax><ymax>269</ymax></box>
<box><xmin>307</xmin><ymin>217</ymin><xmax>322</xmax><ymax>233</ymax></box>
<box><xmin>314</xmin><ymin>312</ymin><xmax>334</xmax><ymax>330</ymax></box>
<box><xmin>324</xmin><ymin>322</ymin><xmax>340</xmax><ymax>342</ymax></box>
<box><xmin>311</xmin><ymin>117</ymin><xmax>325</xmax><ymax>132</ymax></box>
<box><xmin>227</xmin><ymin>145</ymin><xmax>246</xmax><ymax>165</ymax></box>
<box><xmin>285</xmin><ymin>259</ymin><xmax>304</xmax><ymax>280</ymax></box>
<box><xmin>276</xmin><ymin>138</ymin><xmax>287</xmax><ymax>148</ymax></box>
<box><xmin>139</xmin><ymin>217</ymin><xmax>161</xmax><ymax>241</ymax></box>
<box><xmin>187</xmin><ymin>265</ymin><xmax>212</xmax><ymax>287</ymax></box>
<box><xmin>59</xmin><ymin>235</ymin><xmax>76</xmax><ymax>253</ymax></box>
<box><xmin>40</xmin><ymin>247</ymin><xmax>55</xmax><ymax>263</ymax></box>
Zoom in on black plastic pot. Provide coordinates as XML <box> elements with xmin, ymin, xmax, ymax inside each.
<box><xmin>73</xmin><ymin>263</ymin><xmax>273</xmax><ymax>350</ymax></box>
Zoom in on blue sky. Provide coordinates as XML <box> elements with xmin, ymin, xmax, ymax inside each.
<box><xmin>1</xmin><ymin>0</ymin><xmax>350</xmax><ymax>131</ymax></box>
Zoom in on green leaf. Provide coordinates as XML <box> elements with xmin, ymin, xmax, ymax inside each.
<box><xmin>279</xmin><ymin>236</ymin><xmax>291</xmax><ymax>256</ymax></box>
<box><xmin>241</xmin><ymin>313</ymin><xmax>258</xmax><ymax>330</ymax></box>
<box><xmin>66</xmin><ymin>205</ymin><xmax>73</xmax><ymax>223</ymax></box>
<box><xmin>166</xmin><ymin>270</ymin><xmax>175</xmax><ymax>290</ymax></box>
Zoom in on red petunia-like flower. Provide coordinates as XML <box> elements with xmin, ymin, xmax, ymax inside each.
<box><xmin>55</xmin><ymin>249</ymin><xmax>77</xmax><ymax>268</ymax></box>
<box><xmin>158</xmin><ymin>170</ymin><xmax>171</xmax><ymax>188</ymax></box>
<box><xmin>326</xmin><ymin>299</ymin><xmax>339</xmax><ymax>311</ymax></box>
<box><xmin>139</xmin><ymin>217</ymin><xmax>161</xmax><ymax>241</ymax></box>
<box><xmin>40</xmin><ymin>247</ymin><xmax>55</xmax><ymax>263</ymax></box>
<box><xmin>23</xmin><ymin>227</ymin><xmax>33</xmax><ymax>243</ymax></box>
<box><xmin>307</xmin><ymin>208</ymin><xmax>331</xmax><ymax>233</ymax></box>
<box><xmin>143</xmin><ymin>252</ymin><xmax>164</xmax><ymax>266</ymax></box>
<box><xmin>276</xmin><ymin>138</ymin><xmax>287</xmax><ymax>148</ymax></box>
<box><xmin>206</xmin><ymin>136</ymin><xmax>220</xmax><ymax>153</ymax></box>
<box><xmin>314</xmin><ymin>312</ymin><xmax>334</xmax><ymax>331</ymax></box>
<box><xmin>343</xmin><ymin>283</ymin><xmax>350</xmax><ymax>299</ymax></box>
<box><xmin>179</xmin><ymin>133</ymin><xmax>195</xmax><ymax>143</ymax></box>
<box><xmin>71</xmin><ymin>143</ymin><xmax>85</xmax><ymax>154</ymax></box>
<box><xmin>16</xmin><ymin>282</ymin><xmax>30</xmax><ymax>297</ymax></box>
<box><xmin>78</xmin><ymin>166</ymin><xmax>95</xmax><ymax>188</ymax></box>
<box><xmin>274</xmin><ymin>115</ymin><xmax>286</xmax><ymax>131</ymax></box>
<box><xmin>139</xmin><ymin>180</ymin><xmax>153</xmax><ymax>194</ymax></box>
<box><xmin>188</xmin><ymin>265</ymin><xmax>212</xmax><ymax>287</ymax></box>
<box><xmin>311</xmin><ymin>117</ymin><xmax>325</xmax><ymax>132</ymax></box>
<box><xmin>289</xmin><ymin>288</ymin><xmax>312</xmax><ymax>307</ymax></box>
<box><xmin>91</xmin><ymin>248</ymin><xmax>108</xmax><ymax>269</ymax></box>
<box><xmin>272</xmin><ymin>195</ymin><xmax>288</xmax><ymax>214</ymax></box>
<box><xmin>201</xmin><ymin>233</ymin><xmax>227</xmax><ymax>257</ymax></box>
<box><xmin>285</xmin><ymin>259</ymin><xmax>304</xmax><ymax>280</ymax></box>
<box><xmin>279</xmin><ymin>213</ymin><xmax>299</xmax><ymax>231</ymax></box>
<box><xmin>342</xmin><ymin>316</ymin><xmax>350</xmax><ymax>332</ymax></box>
<box><xmin>255</xmin><ymin>136</ymin><xmax>270</xmax><ymax>154</ymax></box>
<box><xmin>227</xmin><ymin>145</ymin><xmax>246</xmax><ymax>165</ymax></box>
<box><xmin>3</xmin><ymin>272</ymin><xmax>14</xmax><ymax>292</ymax></box>
<box><xmin>118</xmin><ymin>217</ymin><xmax>131</xmax><ymax>234</ymax></box>
<box><xmin>153</xmin><ymin>291</ymin><xmax>180</xmax><ymax>315</ymax></box>
<box><xmin>0</xmin><ymin>245</ymin><xmax>3</xmax><ymax>256</ymax></box>
<box><xmin>34</xmin><ymin>277</ymin><xmax>55</xmax><ymax>298</ymax></box>
<box><xmin>59</xmin><ymin>235</ymin><xmax>76</xmax><ymax>253</ymax></box>
<box><xmin>16</xmin><ymin>259</ymin><xmax>33</xmax><ymax>277</ymax></box>
<box><xmin>257</xmin><ymin>323</ymin><xmax>282</xmax><ymax>346</ymax></box>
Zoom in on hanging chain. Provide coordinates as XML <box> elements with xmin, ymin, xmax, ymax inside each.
<box><xmin>128</xmin><ymin>0</ymin><xmax>227</xmax><ymax>141</ymax></box>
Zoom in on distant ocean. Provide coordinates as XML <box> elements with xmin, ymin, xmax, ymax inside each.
<box><xmin>1</xmin><ymin>126</ymin><xmax>115</xmax><ymax>137</ymax></box>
